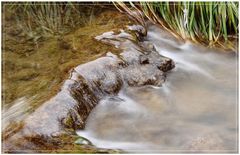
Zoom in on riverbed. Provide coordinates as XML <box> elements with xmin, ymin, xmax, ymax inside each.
<box><xmin>77</xmin><ymin>25</ymin><xmax>238</xmax><ymax>153</ymax></box>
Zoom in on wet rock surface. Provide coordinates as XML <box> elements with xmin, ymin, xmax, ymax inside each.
<box><xmin>3</xmin><ymin>25</ymin><xmax>174</xmax><ymax>153</ymax></box>
<box><xmin>75</xmin><ymin>24</ymin><xmax>237</xmax><ymax>153</ymax></box>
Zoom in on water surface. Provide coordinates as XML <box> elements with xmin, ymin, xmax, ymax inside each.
<box><xmin>77</xmin><ymin>25</ymin><xmax>238</xmax><ymax>153</ymax></box>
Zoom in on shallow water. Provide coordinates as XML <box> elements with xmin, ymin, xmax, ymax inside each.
<box><xmin>77</xmin><ymin>25</ymin><xmax>238</xmax><ymax>153</ymax></box>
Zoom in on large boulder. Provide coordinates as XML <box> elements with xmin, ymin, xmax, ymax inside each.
<box><xmin>3</xmin><ymin>25</ymin><xmax>175</xmax><ymax>153</ymax></box>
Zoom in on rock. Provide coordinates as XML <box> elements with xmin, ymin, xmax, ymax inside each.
<box><xmin>139</xmin><ymin>55</ymin><xmax>149</xmax><ymax>64</ymax></box>
<box><xmin>127</xmin><ymin>25</ymin><xmax>147</xmax><ymax>36</ymax></box>
<box><xmin>75</xmin><ymin>137</ymin><xmax>92</xmax><ymax>145</ymax></box>
<box><xmin>3</xmin><ymin>25</ymin><xmax>175</xmax><ymax>152</ymax></box>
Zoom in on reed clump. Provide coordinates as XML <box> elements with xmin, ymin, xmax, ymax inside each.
<box><xmin>114</xmin><ymin>2</ymin><xmax>238</xmax><ymax>50</ymax></box>
<box><xmin>5</xmin><ymin>2</ymin><xmax>102</xmax><ymax>38</ymax></box>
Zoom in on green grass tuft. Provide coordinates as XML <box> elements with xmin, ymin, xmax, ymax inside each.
<box><xmin>115</xmin><ymin>2</ymin><xmax>239</xmax><ymax>50</ymax></box>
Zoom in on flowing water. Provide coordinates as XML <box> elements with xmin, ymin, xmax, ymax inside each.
<box><xmin>77</xmin><ymin>25</ymin><xmax>238</xmax><ymax>153</ymax></box>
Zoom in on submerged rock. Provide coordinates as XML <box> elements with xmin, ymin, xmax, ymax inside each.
<box><xmin>75</xmin><ymin>137</ymin><xmax>93</xmax><ymax>145</ymax></box>
<box><xmin>3</xmin><ymin>25</ymin><xmax>174</xmax><ymax>153</ymax></box>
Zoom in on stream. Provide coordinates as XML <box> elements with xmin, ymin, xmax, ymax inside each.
<box><xmin>76</xmin><ymin>25</ymin><xmax>238</xmax><ymax>153</ymax></box>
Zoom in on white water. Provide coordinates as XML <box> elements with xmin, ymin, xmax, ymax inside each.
<box><xmin>77</xmin><ymin>25</ymin><xmax>238</xmax><ymax>153</ymax></box>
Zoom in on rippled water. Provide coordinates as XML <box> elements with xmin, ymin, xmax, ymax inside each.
<box><xmin>77</xmin><ymin>25</ymin><xmax>238</xmax><ymax>153</ymax></box>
